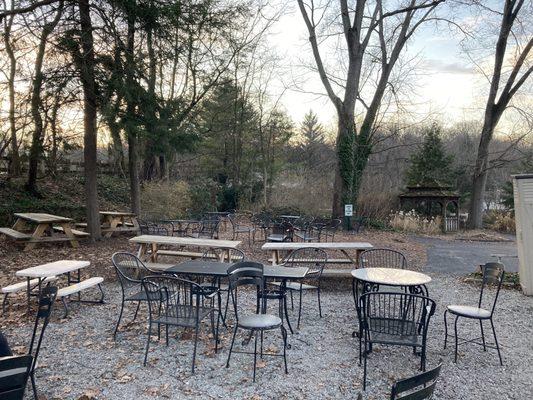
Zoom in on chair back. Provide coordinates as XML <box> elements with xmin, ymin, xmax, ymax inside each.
<box><xmin>478</xmin><ymin>262</ymin><xmax>505</xmax><ymax>316</ymax></box>
<box><xmin>359</xmin><ymin>249</ymin><xmax>407</xmax><ymax>269</ymax></box>
<box><xmin>227</xmin><ymin>262</ymin><xmax>264</xmax><ymax>321</ymax></box>
<box><xmin>202</xmin><ymin>247</ymin><xmax>245</xmax><ymax>263</ymax></box>
<box><xmin>198</xmin><ymin>218</ymin><xmax>220</xmax><ymax>238</ymax></box>
<box><xmin>29</xmin><ymin>286</ymin><xmax>57</xmax><ymax>376</ymax></box>
<box><xmin>141</xmin><ymin>275</ymin><xmax>203</xmax><ymax>324</ymax></box>
<box><xmin>112</xmin><ymin>252</ymin><xmax>155</xmax><ymax>295</ymax></box>
<box><xmin>390</xmin><ymin>362</ymin><xmax>442</xmax><ymax>400</ymax></box>
<box><xmin>0</xmin><ymin>355</ymin><xmax>33</xmax><ymax>400</ymax></box>
<box><xmin>284</xmin><ymin>247</ymin><xmax>327</xmax><ymax>280</ymax></box>
<box><xmin>360</xmin><ymin>292</ymin><xmax>436</xmax><ymax>340</ymax></box>
<box><xmin>270</xmin><ymin>221</ymin><xmax>294</xmax><ymax>238</ymax></box>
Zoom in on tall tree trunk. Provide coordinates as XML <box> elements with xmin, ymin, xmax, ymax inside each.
<box><xmin>78</xmin><ymin>0</ymin><xmax>101</xmax><ymax>240</ymax></box>
<box><xmin>332</xmin><ymin>107</ymin><xmax>355</xmax><ymax>217</ymax></box>
<box><xmin>27</xmin><ymin>2</ymin><xmax>64</xmax><ymax>193</ymax></box>
<box><xmin>3</xmin><ymin>11</ymin><xmax>20</xmax><ymax>177</ymax></box>
<box><xmin>124</xmin><ymin>1</ymin><xmax>141</xmax><ymax>214</ymax></box>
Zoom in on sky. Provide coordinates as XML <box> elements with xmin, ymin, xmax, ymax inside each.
<box><xmin>267</xmin><ymin>3</ymin><xmax>487</xmax><ymax>128</ymax></box>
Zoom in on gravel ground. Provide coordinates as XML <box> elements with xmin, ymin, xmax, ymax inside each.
<box><xmin>3</xmin><ymin>271</ymin><xmax>533</xmax><ymax>399</ymax></box>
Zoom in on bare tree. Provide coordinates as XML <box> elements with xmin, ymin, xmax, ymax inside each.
<box><xmin>297</xmin><ymin>0</ymin><xmax>445</xmax><ymax>217</ymax></box>
<box><xmin>467</xmin><ymin>0</ymin><xmax>533</xmax><ymax>228</ymax></box>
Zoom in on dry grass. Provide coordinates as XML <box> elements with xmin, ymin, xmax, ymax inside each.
<box><xmin>389</xmin><ymin>210</ymin><xmax>441</xmax><ymax>235</ymax></box>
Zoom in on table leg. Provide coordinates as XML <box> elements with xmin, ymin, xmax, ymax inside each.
<box><xmin>24</xmin><ymin>223</ymin><xmax>48</xmax><ymax>251</ymax></box>
<box><xmin>272</xmin><ymin>250</ymin><xmax>278</xmax><ymax>266</ymax></box>
<box><xmin>281</xmin><ymin>280</ymin><xmax>294</xmax><ymax>335</ymax></box>
<box><xmin>61</xmin><ymin>223</ymin><xmax>79</xmax><ymax>248</ymax></box>
<box><xmin>26</xmin><ymin>277</ymin><xmax>31</xmax><ymax>315</ymax></box>
<box><xmin>12</xmin><ymin>218</ymin><xmax>27</xmax><ymax>232</ymax></box>
<box><xmin>150</xmin><ymin>243</ymin><xmax>158</xmax><ymax>262</ymax></box>
<box><xmin>341</xmin><ymin>249</ymin><xmax>356</xmax><ymax>266</ymax></box>
<box><xmin>131</xmin><ymin>217</ymin><xmax>140</xmax><ymax>233</ymax></box>
<box><xmin>105</xmin><ymin>216</ymin><xmax>119</xmax><ymax>238</ymax></box>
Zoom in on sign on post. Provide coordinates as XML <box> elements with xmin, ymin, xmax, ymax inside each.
<box><xmin>344</xmin><ymin>204</ymin><xmax>353</xmax><ymax>217</ymax></box>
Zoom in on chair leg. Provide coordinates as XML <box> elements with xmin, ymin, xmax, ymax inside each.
<box><xmin>165</xmin><ymin>325</ymin><xmax>169</xmax><ymax>346</ymax></box>
<box><xmin>490</xmin><ymin>318</ymin><xmax>503</xmax><ymax>366</ymax></box>
<box><xmin>223</xmin><ymin>290</ymin><xmax>231</xmax><ymax>323</ymax></box>
<box><xmin>297</xmin><ymin>288</ymin><xmax>303</xmax><ymax>329</ymax></box>
<box><xmin>2</xmin><ymin>294</ymin><xmax>8</xmax><ymax>314</ymax></box>
<box><xmin>260</xmin><ymin>330</ymin><xmax>264</xmax><ymax>358</ymax></box>
<box><xmin>317</xmin><ymin>286</ymin><xmax>322</xmax><ymax>318</ymax></box>
<box><xmin>363</xmin><ymin>343</ymin><xmax>368</xmax><ymax>390</ymax></box>
<box><xmin>61</xmin><ymin>297</ymin><xmax>69</xmax><ymax>318</ymax></box>
<box><xmin>253</xmin><ymin>333</ymin><xmax>258</xmax><ymax>382</ymax></box>
<box><xmin>30</xmin><ymin>371</ymin><xmax>38</xmax><ymax>400</ymax></box>
<box><xmin>191</xmin><ymin>323</ymin><xmax>200</xmax><ymax>373</ymax></box>
<box><xmin>132</xmin><ymin>301</ymin><xmax>141</xmax><ymax>321</ymax></box>
<box><xmin>214</xmin><ymin>311</ymin><xmax>220</xmax><ymax>354</ymax></box>
<box><xmin>290</xmin><ymin>290</ymin><xmax>294</xmax><ymax>310</ymax></box>
<box><xmin>479</xmin><ymin>319</ymin><xmax>486</xmax><ymax>351</ymax></box>
<box><xmin>443</xmin><ymin>309</ymin><xmax>448</xmax><ymax>349</ymax></box>
<box><xmin>143</xmin><ymin>323</ymin><xmax>152</xmax><ymax>366</ymax></box>
<box><xmin>226</xmin><ymin>326</ymin><xmax>238</xmax><ymax>368</ymax></box>
<box><xmin>114</xmin><ymin>299</ymin><xmax>125</xmax><ymax>339</ymax></box>
<box><xmin>281</xmin><ymin>325</ymin><xmax>288</xmax><ymax>374</ymax></box>
<box><xmin>454</xmin><ymin>315</ymin><xmax>460</xmax><ymax>363</ymax></box>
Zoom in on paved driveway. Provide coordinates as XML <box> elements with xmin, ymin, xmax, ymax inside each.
<box><xmin>413</xmin><ymin>235</ymin><xmax>519</xmax><ymax>275</ymax></box>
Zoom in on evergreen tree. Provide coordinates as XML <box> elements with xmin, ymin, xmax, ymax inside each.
<box><xmin>299</xmin><ymin>110</ymin><xmax>325</xmax><ymax>167</ymax></box>
<box><xmin>406</xmin><ymin>123</ymin><xmax>455</xmax><ymax>187</ymax></box>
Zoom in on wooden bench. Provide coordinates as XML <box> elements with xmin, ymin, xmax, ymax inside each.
<box><xmin>269</xmin><ymin>258</ymin><xmax>354</xmax><ymax>265</ymax></box>
<box><xmin>0</xmin><ymin>228</ymin><xmax>31</xmax><ymax>241</ymax></box>
<box><xmin>2</xmin><ymin>276</ymin><xmax>58</xmax><ymax>313</ymax></box>
<box><xmin>56</xmin><ymin>277</ymin><xmax>104</xmax><ymax>317</ymax></box>
<box><xmin>53</xmin><ymin>226</ymin><xmax>91</xmax><ymax>237</ymax></box>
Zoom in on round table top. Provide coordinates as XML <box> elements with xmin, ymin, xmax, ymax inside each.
<box><xmin>351</xmin><ymin>268</ymin><xmax>431</xmax><ymax>287</ymax></box>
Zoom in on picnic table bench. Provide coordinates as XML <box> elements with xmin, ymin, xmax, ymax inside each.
<box><xmin>129</xmin><ymin>235</ymin><xmax>241</xmax><ymax>262</ymax></box>
<box><xmin>100</xmin><ymin>211</ymin><xmax>139</xmax><ymax>238</ymax></box>
<box><xmin>261</xmin><ymin>241</ymin><xmax>374</xmax><ymax>266</ymax></box>
<box><xmin>0</xmin><ymin>213</ymin><xmax>81</xmax><ymax>251</ymax></box>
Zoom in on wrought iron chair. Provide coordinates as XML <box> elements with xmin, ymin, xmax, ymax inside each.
<box><xmin>228</xmin><ymin>213</ymin><xmax>256</xmax><ymax>246</ymax></box>
<box><xmin>111</xmin><ymin>252</ymin><xmax>160</xmax><ymax>339</ymax></box>
<box><xmin>0</xmin><ymin>355</ymin><xmax>33</xmax><ymax>400</ymax></box>
<box><xmin>190</xmin><ymin>218</ymin><xmax>220</xmax><ymax>239</ymax></box>
<box><xmin>28</xmin><ymin>285</ymin><xmax>57</xmax><ymax>399</ymax></box>
<box><xmin>359</xmin><ymin>248</ymin><xmax>407</xmax><ymax>269</ymax></box>
<box><xmin>271</xmin><ymin>247</ymin><xmax>327</xmax><ymax>329</ymax></box>
<box><xmin>225</xmin><ymin>262</ymin><xmax>288</xmax><ymax>382</ymax></box>
<box><xmin>252</xmin><ymin>212</ymin><xmax>272</xmax><ymax>242</ymax></box>
<box><xmin>444</xmin><ymin>262</ymin><xmax>504</xmax><ymax>365</ymax></box>
<box><xmin>266</xmin><ymin>220</ymin><xmax>294</xmax><ymax>242</ymax></box>
<box><xmin>320</xmin><ymin>218</ymin><xmax>341</xmax><ymax>242</ymax></box>
<box><xmin>141</xmin><ymin>275</ymin><xmax>219</xmax><ymax>373</ymax></box>
<box><xmin>293</xmin><ymin>217</ymin><xmax>320</xmax><ymax>242</ymax></box>
<box><xmin>359</xmin><ymin>292</ymin><xmax>436</xmax><ymax>390</ymax></box>
<box><xmin>138</xmin><ymin>220</ymin><xmax>169</xmax><ymax>236</ymax></box>
<box><xmin>390</xmin><ymin>362</ymin><xmax>442</xmax><ymax>400</ymax></box>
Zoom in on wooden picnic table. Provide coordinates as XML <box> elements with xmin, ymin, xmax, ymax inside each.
<box><xmin>262</xmin><ymin>241</ymin><xmax>374</xmax><ymax>265</ymax></box>
<box><xmin>130</xmin><ymin>235</ymin><xmax>242</xmax><ymax>262</ymax></box>
<box><xmin>100</xmin><ymin>211</ymin><xmax>139</xmax><ymax>238</ymax></box>
<box><xmin>16</xmin><ymin>260</ymin><xmax>90</xmax><ymax>313</ymax></box>
<box><xmin>11</xmin><ymin>213</ymin><xmax>79</xmax><ymax>251</ymax></box>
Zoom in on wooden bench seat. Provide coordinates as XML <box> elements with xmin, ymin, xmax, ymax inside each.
<box><xmin>269</xmin><ymin>258</ymin><xmax>354</xmax><ymax>264</ymax></box>
<box><xmin>321</xmin><ymin>268</ymin><xmax>352</xmax><ymax>278</ymax></box>
<box><xmin>145</xmin><ymin>262</ymin><xmax>174</xmax><ymax>271</ymax></box>
<box><xmin>0</xmin><ymin>228</ymin><xmax>31</xmax><ymax>241</ymax></box>
<box><xmin>57</xmin><ymin>277</ymin><xmax>105</xmax><ymax>317</ymax></box>
<box><xmin>53</xmin><ymin>226</ymin><xmax>91</xmax><ymax>237</ymax></box>
<box><xmin>157</xmin><ymin>250</ymin><xmax>242</xmax><ymax>262</ymax></box>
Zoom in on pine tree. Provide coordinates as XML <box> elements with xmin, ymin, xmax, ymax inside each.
<box><xmin>406</xmin><ymin>123</ymin><xmax>455</xmax><ymax>187</ymax></box>
<box><xmin>299</xmin><ymin>110</ymin><xmax>325</xmax><ymax>167</ymax></box>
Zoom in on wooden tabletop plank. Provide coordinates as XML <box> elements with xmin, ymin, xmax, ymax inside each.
<box><xmin>14</xmin><ymin>213</ymin><xmax>72</xmax><ymax>224</ymax></box>
<box><xmin>261</xmin><ymin>242</ymin><xmax>373</xmax><ymax>250</ymax></box>
<box><xmin>129</xmin><ymin>235</ymin><xmax>241</xmax><ymax>248</ymax></box>
<box><xmin>16</xmin><ymin>260</ymin><xmax>90</xmax><ymax>278</ymax></box>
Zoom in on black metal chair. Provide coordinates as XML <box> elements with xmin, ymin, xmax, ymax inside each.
<box><xmin>359</xmin><ymin>291</ymin><xmax>436</xmax><ymax>390</ymax></box>
<box><xmin>444</xmin><ymin>262</ymin><xmax>504</xmax><ymax>365</ymax></box>
<box><xmin>190</xmin><ymin>218</ymin><xmax>220</xmax><ymax>239</ymax></box>
<box><xmin>390</xmin><ymin>362</ymin><xmax>442</xmax><ymax>400</ymax></box>
<box><xmin>0</xmin><ymin>355</ymin><xmax>33</xmax><ymax>400</ymax></box>
<box><xmin>359</xmin><ymin>248</ymin><xmax>407</xmax><ymax>269</ymax></box>
<box><xmin>138</xmin><ymin>220</ymin><xmax>170</xmax><ymax>236</ymax></box>
<box><xmin>141</xmin><ymin>275</ymin><xmax>219</xmax><ymax>373</ymax></box>
<box><xmin>111</xmin><ymin>252</ymin><xmax>160</xmax><ymax>339</ymax></box>
<box><xmin>271</xmin><ymin>247</ymin><xmax>327</xmax><ymax>329</ymax></box>
<box><xmin>28</xmin><ymin>285</ymin><xmax>57</xmax><ymax>399</ymax></box>
<box><xmin>293</xmin><ymin>217</ymin><xmax>320</xmax><ymax>242</ymax></box>
<box><xmin>320</xmin><ymin>218</ymin><xmax>341</xmax><ymax>242</ymax></box>
<box><xmin>228</xmin><ymin>213</ymin><xmax>256</xmax><ymax>246</ymax></box>
<box><xmin>252</xmin><ymin>212</ymin><xmax>272</xmax><ymax>242</ymax></box>
<box><xmin>225</xmin><ymin>262</ymin><xmax>288</xmax><ymax>382</ymax></box>
<box><xmin>267</xmin><ymin>220</ymin><xmax>294</xmax><ymax>242</ymax></box>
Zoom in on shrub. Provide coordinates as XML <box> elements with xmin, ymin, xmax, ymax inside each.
<box><xmin>141</xmin><ymin>181</ymin><xmax>191</xmax><ymax>220</ymax></box>
<box><xmin>389</xmin><ymin>210</ymin><xmax>441</xmax><ymax>234</ymax></box>
<box><xmin>484</xmin><ymin>210</ymin><xmax>515</xmax><ymax>233</ymax></box>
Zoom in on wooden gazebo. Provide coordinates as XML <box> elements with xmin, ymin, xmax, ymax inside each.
<box><xmin>398</xmin><ymin>186</ymin><xmax>460</xmax><ymax>232</ymax></box>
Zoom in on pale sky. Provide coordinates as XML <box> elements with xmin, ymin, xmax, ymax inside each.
<box><xmin>268</xmin><ymin>4</ymin><xmax>487</xmax><ymax>128</ymax></box>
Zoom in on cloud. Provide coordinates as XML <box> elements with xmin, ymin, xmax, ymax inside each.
<box><xmin>422</xmin><ymin>59</ymin><xmax>474</xmax><ymax>74</ymax></box>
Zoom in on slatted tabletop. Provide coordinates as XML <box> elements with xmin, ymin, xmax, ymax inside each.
<box><xmin>130</xmin><ymin>235</ymin><xmax>241</xmax><ymax>248</ymax></box>
<box><xmin>16</xmin><ymin>260</ymin><xmax>90</xmax><ymax>278</ymax></box>
<box><xmin>262</xmin><ymin>242</ymin><xmax>374</xmax><ymax>251</ymax></box>
<box><xmin>14</xmin><ymin>213</ymin><xmax>72</xmax><ymax>224</ymax></box>
<box><xmin>100</xmin><ymin>211</ymin><xmax>136</xmax><ymax>217</ymax></box>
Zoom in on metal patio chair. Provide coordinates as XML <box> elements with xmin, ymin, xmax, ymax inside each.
<box><xmin>228</xmin><ymin>213</ymin><xmax>256</xmax><ymax>246</ymax></box>
<box><xmin>293</xmin><ymin>217</ymin><xmax>320</xmax><ymax>242</ymax></box>
<box><xmin>270</xmin><ymin>247</ymin><xmax>327</xmax><ymax>329</ymax></box>
<box><xmin>28</xmin><ymin>285</ymin><xmax>57</xmax><ymax>399</ymax></box>
<box><xmin>359</xmin><ymin>248</ymin><xmax>407</xmax><ymax>269</ymax></box>
<box><xmin>444</xmin><ymin>262</ymin><xmax>504</xmax><ymax>365</ymax></box>
<box><xmin>225</xmin><ymin>262</ymin><xmax>288</xmax><ymax>382</ymax></box>
<box><xmin>111</xmin><ymin>252</ymin><xmax>160</xmax><ymax>339</ymax></box>
<box><xmin>0</xmin><ymin>355</ymin><xmax>33</xmax><ymax>400</ymax></box>
<box><xmin>141</xmin><ymin>275</ymin><xmax>220</xmax><ymax>373</ymax></box>
<box><xmin>320</xmin><ymin>218</ymin><xmax>341</xmax><ymax>242</ymax></box>
<box><xmin>390</xmin><ymin>362</ymin><xmax>442</xmax><ymax>400</ymax></box>
<box><xmin>190</xmin><ymin>217</ymin><xmax>220</xmax><ymax>239</ymax></box>
<box><xmin>359</xmin><ymin>291</ymin><xmax>436</xmax><ymax>390</ymax></box>
<box><xmin>266</xmin><ymin>220</ymin><xmax>294</xmax><ymax>242</ymax></box>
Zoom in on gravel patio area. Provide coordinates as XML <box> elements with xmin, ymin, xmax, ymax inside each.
<box><xmin>3</xmin><ymin>270</ymin><xmax>532</xmax><ymax>399</ymax></box>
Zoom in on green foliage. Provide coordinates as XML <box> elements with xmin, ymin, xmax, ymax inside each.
<box><xmin>188</xmin><ymin>179</ymin><xmax>220</xmax><ymax>216</ymax></box>
<box><xmin>140</xmin><ymin>181</ymin><xmax>191</xmax><ymax>220</ymax></box>
<box><xmin>406</xmin><ymin>123</ymin><xmax>455</xmax><ymax>187</ymax></box>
